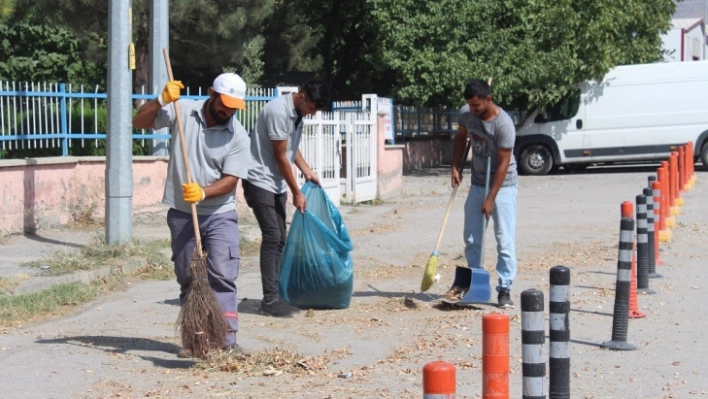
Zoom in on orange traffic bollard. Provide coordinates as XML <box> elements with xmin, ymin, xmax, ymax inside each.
<box><xmin>678</xmin><ymin>146</ymin><xmax>686</xmax><ymax>193</ymax></box>
<box><xmin>621</xmin><ymin>201</ymin><xmax>644</xmax><ymax>318</ymax></box>
<box><xmin>659</xmin><ymin>164</ymin><xmax>675</xmax><ymax>232</ymax></box>
<box><xmin>687</xmin><ymin>142</ymin><xmax>696</xmax><ymax>188</ymax></box>
<box><xmin>483</xmin><ymin>313</ymin><xmax>509</xmax><ymax>399</ymax></box>
<box><xmin>423</xmin><ymin>361</ymin><xmax>456</xmax><ymax>399</ymax></box>
<box><xmin>651</xmin><ymin>181</ymin><xmax>664</xmax><ymax>265</ymax></box>
<box><xmin>670</xmin><ymin>152</ymin><xmax>683</xmax><ymax>208</ymax></box>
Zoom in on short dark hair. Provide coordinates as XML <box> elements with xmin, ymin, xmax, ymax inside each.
<box><xmin>301</xmin><ymin>78</ymin><xmax>330</xmax><ymax>110</ymax></box>
<box><xmin>463</xmin><ymin>79</ymin><xmax>491</xmax><ymax>100</ymax></box>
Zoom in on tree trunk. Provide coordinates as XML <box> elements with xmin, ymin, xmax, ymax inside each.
<box><xmin>133</xmin><ymin>10</ymin><xmax>150</xmax><ymax>108</ymax></box>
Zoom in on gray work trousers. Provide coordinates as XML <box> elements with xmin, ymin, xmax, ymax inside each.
<box><xmin>166</xmin><ymin>208</ymin><xmax>240</xmax><ymax>347</ymax></box>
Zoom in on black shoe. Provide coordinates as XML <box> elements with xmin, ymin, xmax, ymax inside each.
<box><xmin>497</xmin><ymin>289</ymin><xmax>515</xmax><ymax>309</ymax></box>
<box><xmin>260</xmin><ymin>300</ymin><xmax>295</xmax><ymax>318</ymax></box>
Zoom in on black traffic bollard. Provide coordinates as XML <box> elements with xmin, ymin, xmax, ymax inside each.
<box><xmin>549</xmin><ymin>266</ymin><xmax>570</xmax><ymax>399</ymax></box>
<box><xmin>602</xmin><ymin>218</ymin><xmax>637</xmax><ymax>351</ymax></box>
<box><xmin>521</xmin><ymin>289</ymin><xmax>546</xmax><ymax>399</ymax></box>
<box><xmin>643</xmin><ymin>187</ymin><xmax>661</xmax><ymax>278</ymax></box>
<box><xmin>635</xmin><ymin>195</ymin><xmax>655</xmax><ymax>294</ymax></box>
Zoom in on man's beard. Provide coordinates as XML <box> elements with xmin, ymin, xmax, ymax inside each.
<box><xmin>208</xmin><ymin>98</ymin><xmax>231</xmax><ymax>125</ymax></box>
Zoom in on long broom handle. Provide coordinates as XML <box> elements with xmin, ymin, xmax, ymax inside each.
<box><xmin>479</xmin><ymin>155</ymin><xmax>491</xmax><ymax>269</ymax></box>
<box><xmin>163</xmin><ymin>48</ymin><xmax>203</xmax><ymax>256</ymax></box>
<box><xmin>433</xmin><ymin>139</ymin><xmax>472</xmax><ymax>252</ymax></box>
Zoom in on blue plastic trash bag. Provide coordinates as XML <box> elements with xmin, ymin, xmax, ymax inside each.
<box><xmin>279</xmin><ymin>182</ymin><xmax>354</xmax><ymax>309</ymax></box>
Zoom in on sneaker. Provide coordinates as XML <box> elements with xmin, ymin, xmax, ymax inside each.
<box><xmin>260</xmin><ymin>299</ymin><xmax>295</xmax><ymax>318</ymax></box>
<box><xmin>497</xmin><ymin>289</ymin><xmax>515</xmax><ymax>309</ymax></box>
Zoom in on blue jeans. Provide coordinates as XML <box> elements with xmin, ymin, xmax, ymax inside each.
<box><xmin>167</xmin><ymin>208</ymin><xmax>240</xmax><ymax>347</ymax></box>
<box><xmin>463</xmin><ymin>183</ymin><xmax>518</xmax><ymax>292</ymax></box>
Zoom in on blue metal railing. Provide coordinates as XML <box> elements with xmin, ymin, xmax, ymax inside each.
<box><xmin>0</xmin><ymin>81</ymin><xmax>277</xmax><ymax>158</ymax></box>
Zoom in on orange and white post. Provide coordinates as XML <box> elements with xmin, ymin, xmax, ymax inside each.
<box><xmin>483</xmin><ymin>313</ymin><xmax>509</xmax><ymax>399</ymax></box>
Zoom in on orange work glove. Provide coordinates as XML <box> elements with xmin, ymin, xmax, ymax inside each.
<box><xmin>158</xmin><ymin>80</ymin><xmax>184</xmax><ymax>106</ymax></box>
<box><xmin>182</xmin><ymin>183</ymin><xmax>205</xmax><ymax>203</ymax></box>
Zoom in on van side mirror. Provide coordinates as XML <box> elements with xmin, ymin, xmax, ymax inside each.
<box><xmin>576</xmin><ymin>119</ymin><xmax>583</xmax><ymax>129</ymax></box>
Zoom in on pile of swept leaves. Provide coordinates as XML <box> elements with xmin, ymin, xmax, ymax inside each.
<box><xmin>195</xmin><ymin>346</ymin><xmax>349</xmax><ymax>376</ymax></box>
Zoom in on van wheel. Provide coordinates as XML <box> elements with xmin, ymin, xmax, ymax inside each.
<box><xmin>701</xmin><ymin>142</ymin><xmax>708</xmax><ymax>170</ymax></box>
<box><xmin>519</xmin><ymin>144</ymin><xmax>554</xmax><ymax>176</ymax></box>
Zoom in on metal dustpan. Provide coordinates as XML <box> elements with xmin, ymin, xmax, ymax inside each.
<box><xmin>440</xmin><ymin>266</ymin><xmax>494</xmax><ymax>306</ymax></box>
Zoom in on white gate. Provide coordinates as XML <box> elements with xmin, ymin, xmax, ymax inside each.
<box><xmin>298</xmin><ymin>108</ymin><xmax>378</xmax><ymax>206</ymax></box>
<box><xmin>344</xmin><ymin>112</ymin><xmax>377</xmax><ymax>203</ymax></box>
<box><xmin>299</xmin><ymin>111</ymin><xmax>342</xmax><ymax>206</ymax></box>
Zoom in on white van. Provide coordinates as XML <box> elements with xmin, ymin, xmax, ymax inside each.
<box><xmin>515</xmin><ymin>61</ymin><xmax>708</xmax><ymax>175</ymax></box>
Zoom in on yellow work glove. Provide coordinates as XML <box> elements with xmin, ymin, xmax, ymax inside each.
<box><xmin>182</xmin><ymin>183</ymin><xmax>205</xmax><ymax>203</ymax></box>
<box><xmin>158</xmin><ymin>80</ymin><xmax>184</xmax><ymax>106</ymax></box>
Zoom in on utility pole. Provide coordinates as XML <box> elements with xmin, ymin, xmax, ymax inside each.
<box><xmin>105</xmin><ymin>0</ymin><xmax>134</xmax><ymax>244</ymax></box>
<box><xmin>149</xmin><ymin>0</ymin><xmax>169</xmax><ymax>156</ymax></box>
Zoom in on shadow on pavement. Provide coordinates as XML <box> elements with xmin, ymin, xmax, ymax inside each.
<box><xmin>24</xmin><ymin>233</ymin><xmax>85</xmax><ymax>249</ymax></box>
<box><xmin>36</xmin><ymin>336</ymin><xmax>193</xmax><ymax>369</ymax></box>
<box><xmin>571</xmin><ymin>308</ymin><xmax>613</xmax><ymax>317</ymax></box>
<box><xmin>351</xmin><ymin>284</ymin><xmax>443</xmax><ymax>303</ymax></box>
<box><xmin>569</xmin><ymin>338</ymin><xmax>605</xmax><ymax>348</ymax></box>
<box><xmin>575</xmin><ymin>285</ymin><xmax>610</xmax><ymax>291</ymax></box>
<box><xmin>160</xmin><ymin>298</ymin><xmax>181</xmax><ymax>306</ymax></box>
<box><xmin>237</xmin><ymin>298</ymin><xmax>262</xmax><ymax>315</ymax></box>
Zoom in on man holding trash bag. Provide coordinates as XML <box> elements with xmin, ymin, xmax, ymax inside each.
<box><xmin>243</xmin><ymin>78</ymin><xmax>330</xmax><ymax>318</ymax></box>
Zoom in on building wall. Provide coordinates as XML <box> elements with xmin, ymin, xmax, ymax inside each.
<box><xmin>662</xmin><ymin>28</ymin><xmax>684</xmax><ymax>62</ymax></box>
<box><xmin>0</xmin><ymin>156</ymin><xmax>249</xmax><ymax>235</ymax></box>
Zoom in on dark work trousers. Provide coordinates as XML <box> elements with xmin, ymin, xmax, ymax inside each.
<box><xmin>166</xmin><ymin>208</ymin><xmax>240</xmax><ymax>347</ymax></box>
<box><xmin>242</xmin><ymin>180</ymin><xmax>288</xmax><ymax>304</ymax></box>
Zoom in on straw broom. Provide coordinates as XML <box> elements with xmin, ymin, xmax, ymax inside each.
<box><xmin>421</xmin><ymin>140</ymin><xmax>471</xmax><ymax>292</ymax></box>
<box><xmin>421</xmin><ymin>77</ymin><xmax>492</xmax><ymax>292</ymax></box>
<box><xmin>163</xmin><ymin>49</ymin><xmax>227</xmax><ymax>358</ymax></box>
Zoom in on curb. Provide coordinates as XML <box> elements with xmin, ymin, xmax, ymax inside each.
<box><xmin>10</xmin><ymin>257</ymin><xmax>149</xmax><ymax>296</ymax></box>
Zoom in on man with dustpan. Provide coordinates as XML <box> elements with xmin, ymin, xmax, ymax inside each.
<box><xmin>449</xmin><ymin>78</ymin><xmax>519</xmax><ymax>309</ymax></box>
<box><xmin>133</xmin><ymin>73</ymin><xmax>251</xmax><ymax>356</ymax></box>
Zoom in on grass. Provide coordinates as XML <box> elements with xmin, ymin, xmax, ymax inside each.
<box><xmin>23</xmin><ymin>236</ymin><xmax>172</xmax><ymax>277</ymax></box>
<box><xmin>0</xmin><ymin>281</ymin><xmax>108</xmax><ymax>328</ymax></box>
<box><xmin>0</xmin><ymin>276</ymin><xmax>30</xmax><ymax>295</ymax></box>
<box><xmin>2</xmin><ymin>232</ymin><xmax>263</xmax><ymax>329</ymax></box>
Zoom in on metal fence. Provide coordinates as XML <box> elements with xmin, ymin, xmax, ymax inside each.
<box><xmin>0</xmin><ymin>81</ymin><xmax>277</xmax><ymax>158</ymax></box>
<box><xmin>394</xmin><ymin>105</ymin><xmax>458</xmax><ymax>138</ymax></box>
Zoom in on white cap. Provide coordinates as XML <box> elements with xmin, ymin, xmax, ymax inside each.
<box><xmin>212</xmin><ymin>73</ymin><xmax>247</xmax><ymax>110</ymax></box>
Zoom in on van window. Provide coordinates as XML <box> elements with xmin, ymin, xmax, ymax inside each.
<box><xmin>542</xmin><ymin>90</ymin><xmax>581</xmax><ymax>122</ymax></box>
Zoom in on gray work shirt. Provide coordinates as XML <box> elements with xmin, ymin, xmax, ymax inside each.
<box><xmin>154</xmin><ymin>99</ymin><xmax>251</xmax><ymax>215</ymax></box>
<box><xmin>246</xmin><ymin>94</ymin><xmax>303</xmax><ymax>194</ymax></box>
<box><xmin>458</xmin><ymin>105</ymin><xmax>518</xmax><ymax>187</ymax></box>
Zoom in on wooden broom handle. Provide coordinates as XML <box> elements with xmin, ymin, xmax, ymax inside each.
<box><xmin>163</xmin><ymin>48</ymin><xmax>203</xmax><ymax>255</ymax></box>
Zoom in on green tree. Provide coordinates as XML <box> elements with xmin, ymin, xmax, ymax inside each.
<box><xmin>296</xmin><ymin>0</ymin><xmax>674</xmax><ymax>110</ymax></box>
<box><xmin>0</xmin><ymin>23</ymin><xmax>105</xmax><ymax>85</ymax></box>
<box><xmin>0</xmin><ymin>0</ymin><xmax>16</xmax><ymax>23</ymax></box>
<box><xmin>260</xmin><ymin>0</ymin><xmax>321</xmax><ymax>87</ymax></box>
<box><xmin>8</xmin><ymin>0</ymin><xmax>279</xmax><ymax>90</ymax></box>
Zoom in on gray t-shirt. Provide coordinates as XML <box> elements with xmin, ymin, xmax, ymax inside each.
<box><xmin>458</xmin><ymin>105</ymin><xmax>518</xmax><ymax>187</ymax></box>
<box><xmin>154</xmin><ymin>99</ymin><xmax>251</xmax><ymax>215</ymax></box>
<box><xmin>246</xmin><ymin>94</ymin><xmax>303</xmax><ymax>194</ymax></box>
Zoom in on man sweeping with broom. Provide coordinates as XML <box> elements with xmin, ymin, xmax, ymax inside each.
<box><xmin>452</xmin><ymin>78</ymin><xmax>518</xmax><ymax>309</ymax></box>
<box><xmin>133</xmin><ymin>72</ymin><xmax>251</xmax><ymax>357</ymax></box>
